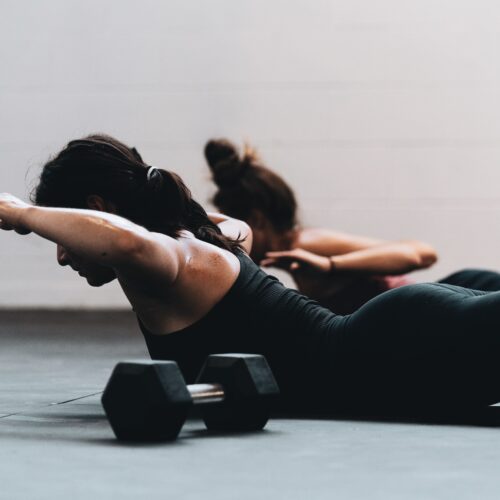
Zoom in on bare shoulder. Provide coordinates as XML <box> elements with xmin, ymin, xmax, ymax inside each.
<box><xmin>126</xmin><ymin>229</ymin><xmax>240</xmax><ymax>286</ymax></box>
<box><xmin>121</xmin><ymin>233</ymin><xmax>242</xmax><ymax>335</ymax></box>
<box><xmin>296</xmin><ymin>227</ymin><xmax>385</xmax><ymax>256</ymax></box>
<box><xmin>177</xmin><ymin>235</ymin><xmax>241</xmax><ymax>282</ymax></box>
<box><xmin>113</xmin><ymin>230</ymin><xmax>187</xmax><ymax>303</ymax></box>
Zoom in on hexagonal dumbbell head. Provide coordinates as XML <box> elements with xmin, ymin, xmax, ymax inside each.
<box><xmin>102</xmin><ymin>361</ymin><xmax>192</xmax><ymax>441</ymax></box>
<box><xmin>195</xmin><ymin>354</ymin><xmax>280</xmax><ymax>432</ymax></box>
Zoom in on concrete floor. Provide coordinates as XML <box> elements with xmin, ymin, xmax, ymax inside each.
<box><xmin>1</xmin><ymin>311</ymin><xmax>500</xmax><ymax>499</ymax></box>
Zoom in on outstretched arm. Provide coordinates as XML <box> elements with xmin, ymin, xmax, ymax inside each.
<box><xmin>0</xmin><ymin>193</ymin><xmax>182</xmax><ymax>284</ymax></box>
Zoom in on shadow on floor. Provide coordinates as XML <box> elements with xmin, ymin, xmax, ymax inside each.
<box><xmin>0</xmin><ymin>411</ymin><xmax>283</xmax><ymax>447</ymax></box>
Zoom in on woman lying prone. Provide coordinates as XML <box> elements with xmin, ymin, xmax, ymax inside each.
<box><xmin>2</xmin><ymin>134</ymin><xmax>500</xmax><ymax>413</ymax></box>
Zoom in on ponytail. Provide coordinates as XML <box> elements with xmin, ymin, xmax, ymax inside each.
<box><xmin>33</xmin><ymin>134</ymin><xmax>243</xmax><ymax>253</ymax></box>
<box><xmin>144</xmin><ymin>167</ymin><xmax>242</xmax><ymax>252</ymax></box>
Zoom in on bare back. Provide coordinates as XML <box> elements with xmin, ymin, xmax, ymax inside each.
<box><xmin>117</xmin><ymin>232</ymin><xmax>241</xmax><ymax>336</ymax></box>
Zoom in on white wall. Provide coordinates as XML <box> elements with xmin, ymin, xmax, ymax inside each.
<box><xmin>1</xmin><ymin>0</ymin><xmax>500</xmax><ymax>308</ymax></box>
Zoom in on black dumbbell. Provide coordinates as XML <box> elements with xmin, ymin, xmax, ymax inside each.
<box><xmin>101</xmin><ymin>353</ymin><xmax>280</xmax><ymax>441</ymax></box>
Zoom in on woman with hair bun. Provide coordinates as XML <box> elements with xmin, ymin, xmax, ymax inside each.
<box><xmin>5</xmin><ymin>133</ymin><xmax>500</xmax><ymax>413</ymax></box>
<box><xmin>205</xmin><ymin>138</ymin><xmax>500</xmax><ymax>314</ymax></box>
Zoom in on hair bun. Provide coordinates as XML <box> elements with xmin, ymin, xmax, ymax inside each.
<box><xmin>204</xmin><ymin>139</ymin><xmax>247</xmax><ymax>187</ymax></box>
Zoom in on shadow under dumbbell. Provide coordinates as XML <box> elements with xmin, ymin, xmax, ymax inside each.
<box><xmin>0</xmin><ymin>420</ymin><xmax>192</xmax><ymax>448</ymax></box>
<box><xmin>181</xmin><ymin>426</ymin><xmax>281</xmax><ymax>440</ymax></box>
<box><xmin>94</xmin><ymin>437</ymin><xmax>190</xmax><ymax>447</ymax></box>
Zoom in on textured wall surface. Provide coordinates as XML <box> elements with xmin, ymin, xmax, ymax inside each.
<box><xmin>1</xmin><ymin>0</ymin><xmax>500</xmax><ymax>307</ymax></box>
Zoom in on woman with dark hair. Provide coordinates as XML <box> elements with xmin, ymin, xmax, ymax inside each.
<box><xmin>205</xmin><ymin>139</ymin><xmax>500</xmax><ymax>314</ymax></box>
<box><xmin>3</xmin><ymin>133</ymin><xmax>500</xmax><ymax>413</ymax></box>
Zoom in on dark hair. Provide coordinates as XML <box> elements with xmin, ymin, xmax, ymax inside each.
<box><xmin>32</xmin><ymin>134</ymin><xmax>243</xmax><ymax>253</ymax></box>
<box><xmin>204</xmin><ymin>139</ymin><xmax>297</xmax><ymax>232</ymax></box>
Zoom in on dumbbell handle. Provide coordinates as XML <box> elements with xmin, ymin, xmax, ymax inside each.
<box><xmin>188</xmin><ymin>383</ymin><xmax>225</xmax><ymax>404</ymax></box>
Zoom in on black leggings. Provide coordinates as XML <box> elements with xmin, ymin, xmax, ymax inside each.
<box><xmin>311</xmin><ymin>269</ymin><xmax>500</xmax><ymax>412</ymax></box>
<box><xmin>438</xmin><ymin>268</ymin><xmax>500</xmax><ymax>291</ymax></box>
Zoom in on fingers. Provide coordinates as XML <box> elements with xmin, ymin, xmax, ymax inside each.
<box><xmin>260</xmin><ymin>256</ymin><xmax>301</xmax><ymax>273</ymax></box>
<box><xmin>260</xmin><ymin>259</ymin><xmax>291</xmax><ymax>271</ymax></box>
<box><xmin>0</xmin><ymin>220</ymin><xmax>13</xmax><ymax>231</ymax></box>
<box><xmin>262</xmin><ymin>249</ymin><xmax>307</xmax><ymax>271</ymax></box>
<box><xmin>0</xmin><ymin>219</ymin><xmax>31</xmax><ymax>234</ymax></box>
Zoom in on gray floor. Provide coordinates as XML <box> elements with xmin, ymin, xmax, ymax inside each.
<box><xmin>1</xmin><ymin>311</ymin><xmax>500</xmax><ymax>499</ymax></box>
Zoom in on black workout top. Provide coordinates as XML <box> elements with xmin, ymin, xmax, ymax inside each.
<box><xmin>138</xmin><ymin>250</ymin><xmax>348</xmax><ymax>406</ymax></box>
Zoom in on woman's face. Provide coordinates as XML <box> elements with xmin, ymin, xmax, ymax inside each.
<box><xmin>57</xmin><ymin>245</ymin><xmax>116</xmax><ymax>287</ymax></box>
<box><xmin>54</xmin><ymin>195</ymin><xmax>118</xmax><ymax>286</ymax></box>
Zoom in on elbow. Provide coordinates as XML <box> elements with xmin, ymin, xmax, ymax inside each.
<box><xmin>421</xmin><ymin>250</ymin><xmax>438</xmax><ymax>269</ymax></box>
<box><xmin>403</xmin><ymin>240</ymin><xmax>438</xmax><ymax>270</ymax></box>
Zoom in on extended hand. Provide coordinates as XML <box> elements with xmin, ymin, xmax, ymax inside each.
<box><xmin>0</xmin><ymin>193</ymin><xmax>32</xmax><ymax>234</ymax></box>
<box><xmin>260</xmin><ymin>248</ymin><xmax>332</xmax><ymax>273</ymax></box>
